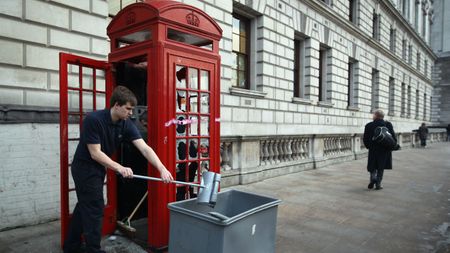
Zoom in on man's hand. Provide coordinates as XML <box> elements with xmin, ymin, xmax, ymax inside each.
<box><xmin>159</xmin><ymin>167</ymin><xmax>173</xmax><ymax>183</ymax></box>
<box><xmin>118</xmin><ymin>166</ymin><xmax>134</xmax><ymax>178</ymax></box>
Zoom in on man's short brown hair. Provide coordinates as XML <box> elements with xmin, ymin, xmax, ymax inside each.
<box><xmin>110</xmin><ymin>86</ymin><xmax>137</xmax><ymax>107</ymax></box>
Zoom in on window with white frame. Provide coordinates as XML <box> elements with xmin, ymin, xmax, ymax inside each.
<box><xmin>401</xmin><ymin>82</ymin><xmax>406</xmax><ymax>117</ymax></box>
<box><xmin>388</xmin><ymin>77</ymin><xmax>395</xmax><ymax>115</ymax></box>
<box><xmin>415</xmin><ymin>88</ymin><xmax>420</xmax><ymax>118</ymax></box>
<box><xmin>371</xmin><ymin>69</ymin><xmax>380</xmax><ymax>111</ymax></box>
<box><xmin>408</xmin><ymin>44</ymin><xmax>413</xmax><ymax>64</ymax></box>
<box><xmin>423</xmin><ymin>93</ymin><xmax>427</xmax><ymax>120</ymax></box>
<box><xmin>349</xmin><ymin>0</ymin><xmax>358</xmax><ymax>24</ymax></box>
<box><xmin>372</xmin><ymin>11</ymin><xmax>380</xmax><ymax>41</ymax></box>
<box><xmin>390</xmin><ymin>27</ymin><xmax>396</xmax><ymax>52</ymax></box>
<box><xmin>294</xmin><ymin>35</ymin><xmax>308</xmax><ymax>98</ymax></box>
<box><xmin>402</xmin><ymin>39</ymin><xmax>407</xmax><ymax>60</ymax></box>
<box><xmin>407</xmin><ymin>85</ymin><xmax>412</xmax><ymax>118</ymax></box>
<box><xmin>347</xmin><ymin>58</ymin><xmax>358</xmax><ymax>107</ymax></box>
<box><xmin>416</xmin><ymin>52</ymin><xmax>421</xmax><ymax>70</ymax></box>
<box><xmin>319</xmin><ymin>45</ymin><xmax>331</xmax><ymax>102</ymax></box>
<box><xmin>231</xmin><ymin>14</ymin><xmax>251</xmax><ymax>89</ymax></box>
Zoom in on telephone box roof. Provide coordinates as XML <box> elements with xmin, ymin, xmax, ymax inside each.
<box><xmin>107</xmin><ymin>0</ymin><xmax>223</xmax><ymax>40</ymax></box>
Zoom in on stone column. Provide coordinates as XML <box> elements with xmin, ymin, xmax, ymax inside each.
<box><xmin>311</xmin><ymin>135</ymin><xmax>324</xmax><ymax>168</ymax></box>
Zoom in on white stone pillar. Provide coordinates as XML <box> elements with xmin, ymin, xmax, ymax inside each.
<box><xmin>417</xmin><ymin>0</ymin><xmax>423</xmax><ymax>35</ymax></box>
<box><xmin>424</xmin><ymin>13</ymin><xmax>430</xmax><ymax>43</ymax></box>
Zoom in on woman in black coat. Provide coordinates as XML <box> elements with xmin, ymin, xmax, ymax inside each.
<box><xmin>363</xmin><ymin>109</ymin><xmax>397</xmax><ymax>190</ymax></box>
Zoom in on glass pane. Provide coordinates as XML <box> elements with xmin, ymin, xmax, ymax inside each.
<box><xmin>96</xmin><ymin>74</ymin><xmax>106</xmax><ymax>92</ymax></box>
<box><xmin>240</xmin><ymin>20</ymin><xmax>247</xmax><ymax>36</ymax></box>
<box><xmin>68</xmin><ymin>140</ymin><xmax>78</xmax><ymax>162</ymax></box>
<box><xmin>176</xmin><ymin>90</ymin><xmax>187</xmax><ymax>112</ymax></box>
<box><xmin>167</xmin><ymin>29</ymin><xmax>213</xmax><ymax>50</ymax></box>
<box><xmin>192</xmin><ymin>161</ymin><xmax>201</xmax><ymax>185</ymax></box>
<box><xmin>200</xmin><ymin>138</ymin><xmax>209</xmax><ymax>158</ymax></box>
<box><xmin>231</xmin><ymin>70</ymin><xmax>238</xmax><ymax>87</ymax></box>
<box><xmin>68</xmin><ymin>124</ymin><xmax>80</xmax><ymax>140</ymax></box>
<box><xmin>68</xmin><ymin>72</ymin><xmax>79</xmax><ymax>89</ymax></box>
<box><xmin>176</xmin><ymin>115</ymin><xmax>187</xmax><ymax>137</ymax></box>
<box><xmin>232</xmin><ymin>34</ymin><xmax>240</xmax><ymax>52</ymax></box>
<box><xmin>82</xmin><ymin>92</ymin><xmax>93</xmax><ymax>112</ymax></box>
<box><xmin>232</xmin><ymin>17</ymin><xmax>240</xmax><ymax>34</ymax></box>
<box><xmin>189</xmin><ymin>116</ymin><xmax>198</xmax><ymax>136</ymax></box>
<box><xmin>117</xmin><ymin>30</ymin><xmax>152</xmax><ymax>48</ymax></box>
<box><xmin>201</xmin><ymin>160</ymin><xmax>210</xmax><ymax>172</ymax></box>
<box><xmin>239</xmin><ymin>36</ymin><xmax>247</xmax><ymax>53</ymax></box>
<box><xmin>238</xmin><ymin>71</ymin><xmax>246</xmax><ymax>88</ymax></box>
<box><xmin>200</xmin><ymin>116</ymin><xmax>209</xmax><ymax>136</ymax></box>
<box><xmin>188</xmin><ymin>68</ymin><xmax>198</xmax><ymax>89</ymax></box>
<box><xmin>200</xmin><ymin>70</ymin><xmax>209</xmax><ymax>91</ymax></box>
<box><xmin>176</xmin><ymin>162</ymin><xmax>185</xmax><ymax>174</ymax></box>
<box><xmin>189</xmin><ymin>92</ymin><xmax>198</xmax><ymax>113</ymax></box>
<box><xmin>68</xmin><ymin>90</ymin><xmax>79</xmax><ymax>111</ymax></box>
<box><xmin>237</xmin><ymin>55</ymin><xmax>246</xmax><ymax>71</ymax></box>
<box><xmin>188</xmin><ymin>139</ymin><xmax>198</xmax><ymax>159</ymax></box>
<box><xmin>176</xmin><ymin>66</ymin><xmax>187</xmax><ymax>88</ymax></box>
<box><xmin>176</xmin><ymin>139</ymin><xmax>187</xmax><ymax>161</ymax></box>
<box><xmin>231</xmin><ymin>53</ymin><xmax>238</xmax><ymax>70</ymax></box>
<box><xmin>81</xmin><ymin>67</ymin><xmax>94</xmax><ymax>89</ymax></box>
<box><xmin>96</xmin><ymin>94</ymin><xmax>106</xmax><ymax>110</ymax></box>
<box><xmin>188</xmin><ymin>162</ymin><xmax>199</xmax><ymax>183</ymax></box>
<box><xmin>200</xmin><ymin>93</ymin><xmax>209</xmax><ymax>114</ymax></box>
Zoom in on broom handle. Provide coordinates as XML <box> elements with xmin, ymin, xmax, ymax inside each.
<box><xmin>127</xmin><ymin>191</ymin><xmax>148</xmax><ymax>223</ymax></box>
<box><xmin>133</xmin><ymin>174</ymin><xmax>204</xmax><ymax>188</ymax></box>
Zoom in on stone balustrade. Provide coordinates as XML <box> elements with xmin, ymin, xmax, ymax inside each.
<box><xmin>260</xmin><ymin>136</ymin><xmax>310</xmax><ymax>165</ymax></box>
<box><xmin>219</xmin><ymin>130</ymin><xmax>447</xmax><ymax>187</ymax></box>
<box><xmin>323</xmin><ymin>136</ymin><xmax>352</xmax><ymax>157</ymax></box>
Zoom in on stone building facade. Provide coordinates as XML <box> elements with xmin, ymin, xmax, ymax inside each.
<box><xmin>0</xmin><ymin>0</ymin><xmax>446</xmax><ymax>230</ymax></box>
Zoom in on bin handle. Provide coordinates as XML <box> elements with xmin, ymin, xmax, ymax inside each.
<box><xmin>208</xmin><ymin>212</ymin><xmax>229</xmax><ymax>221</ymax></box>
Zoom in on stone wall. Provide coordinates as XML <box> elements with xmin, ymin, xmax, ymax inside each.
<box><xmin>431</xmin><ymin>56</ymin><xmax>450</xmax><ymax>124</ymax></box>
<box><xmin>199</xmin><ymin>0</ymin><xmax>436</xmax><ymax>138</ymax></box>
<box><xmin>0</xmin><ymin>0</ymin><xmax>109</xmax><ymax>107</ymax></box>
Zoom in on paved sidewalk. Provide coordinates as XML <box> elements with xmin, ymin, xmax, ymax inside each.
<box><xmin>236</xmin><ymin>142</ymin><xmax>450</xmax><ymax>253</ymax></box>
<box><xmin>0</xmin><ymin>143</ymin><xmax>449</xmax><ymax>253</ymax></box>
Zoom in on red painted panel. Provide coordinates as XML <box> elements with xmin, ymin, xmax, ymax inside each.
<box><xmin>59</xmin><ymin>53</ymin><xmax>115</xmax><ymax>247</ymax></box>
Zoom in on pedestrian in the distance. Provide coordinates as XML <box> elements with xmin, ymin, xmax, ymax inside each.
<box><xmin>363</xmin><ymin>109</ymin><xmax>397</xmax><ymax>190</ymax></box>
<box><xmin>63</xmin><ymin>86</ymin><xmax>173</xmax><ymax>253</ymax></box>
<box><xmin>418</xmin><ymin>123</ymin><xmax>429</xmax><ymax>148</ymax></box>
<box><xmin>447</xmin><ymin>124</ymin><xmax>450</xmax><ymax>142</ymax></box>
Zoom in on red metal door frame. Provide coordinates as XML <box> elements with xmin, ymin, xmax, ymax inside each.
<box><xmin>59</xmin><ymin>52</ymin><xmax>116</xmax><ymax>246</ymax></box>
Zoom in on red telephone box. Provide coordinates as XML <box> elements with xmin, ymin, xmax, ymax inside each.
<box><xmin>59</xmin><ymin>0</ymin><xmax>222</xmax><ymax>250</ymax></box>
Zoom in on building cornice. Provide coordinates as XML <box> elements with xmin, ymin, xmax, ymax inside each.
<box><xmin>380</xmin><ymin>0</ymin><xmax>436</xmax><ymax>59</ymax></box>
<box><xmin>304</xmin><ymin>0</ymin><xmax>435</xmax><ymax>85</ymax></box>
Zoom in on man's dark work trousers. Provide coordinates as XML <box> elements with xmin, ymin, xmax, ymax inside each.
<box><xmin>64</xmin><ymin>163</ymin><xmax>105</xmax><ymax>253</ymax></box>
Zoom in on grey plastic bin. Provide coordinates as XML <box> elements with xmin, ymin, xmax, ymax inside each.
<box><xmin>167</xmin><ymin>189</ymin><xmax>281</xmax><ymax>253</ymax></box>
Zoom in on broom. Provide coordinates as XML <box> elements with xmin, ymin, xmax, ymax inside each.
<box><xmin>116</xmin><ymin>191</ymin><xmax>148</xmax><ymax>237</ymax></box>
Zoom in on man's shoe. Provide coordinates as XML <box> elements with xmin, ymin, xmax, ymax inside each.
<box><xmin>368</xmin><ymin>182</ymin><xmax>374</xmax><ymax>189</ymax></box>
<box><xmin>375</xmin><ymin>185</ymin><xmax>383</xmax><ymax>190</ymax></box>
